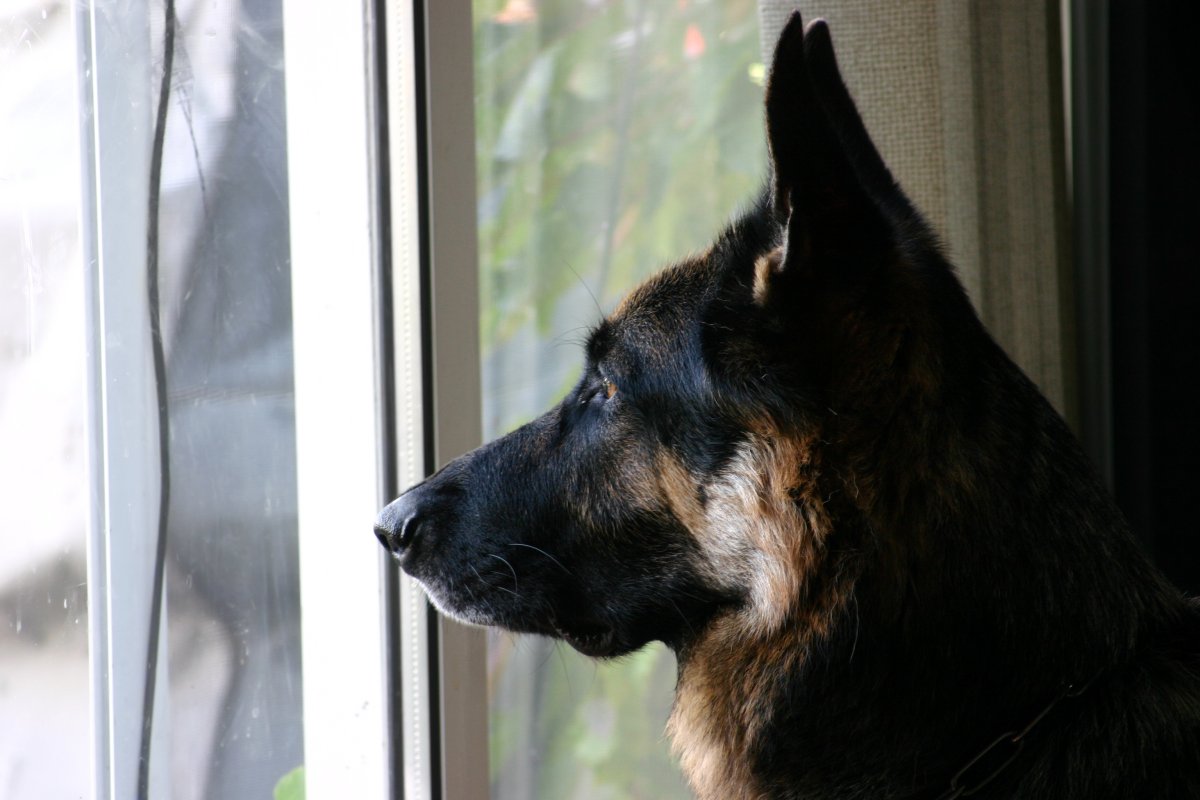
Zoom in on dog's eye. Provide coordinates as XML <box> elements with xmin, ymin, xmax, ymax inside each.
<box><xmin>581</xmin><ymin>378</ymin><xmax>618</xmax><ymax>406</ymax></box>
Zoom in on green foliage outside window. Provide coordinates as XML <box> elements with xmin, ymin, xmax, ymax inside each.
<box><xmin>474</xmin><ymin>0</ymin><xmax>766</xmax><ymax>796</ymax></box>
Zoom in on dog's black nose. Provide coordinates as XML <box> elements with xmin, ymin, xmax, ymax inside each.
<box><xmin>374</xmin><ymin>521</ymin><xmax>395</xmax><ymax>551</ymax></box>
<box><xmin>375</xmin><ymin>492</ymin><xmax>429</xmax><ymax>558</ymax></box>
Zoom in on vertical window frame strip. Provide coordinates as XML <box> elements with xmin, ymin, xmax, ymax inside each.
<box><xmin>283</xmin><ymin>2</ymin><xmax>391</xmax><ymax>796</ymax></box>
<box><xmin>77</xmin><ymin>2</ymin><xmax>172</xmax><ymax>797</ymax></box>
<box><xmin>393</xmin><ymin>1</ymin><xmax>491</xmax><ymax>797</ymax></box>
<box><xmin>367</xmin><ymin>0</ymin><xmax>409</xmax><ymax>793</ymax></box>
<box><xmin>380</xmin><ymin>0</ymin><xmax>437</xmax><ymax>797</ymax></box>
<box><xmin>424</xmin><ymin>0</ymin><xmax>490</xmax><ymax>793</ymax></box>
<box><xmin>1066</xmin><ymin>0</ymin><xmax>1113</xmax><ymax>486</ymax></box>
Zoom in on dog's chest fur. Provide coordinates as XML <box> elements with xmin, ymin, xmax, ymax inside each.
<box><xmin>669</xmin><ymin>617</ymin><xmax>784</xmax><ymax>800</ymax></box>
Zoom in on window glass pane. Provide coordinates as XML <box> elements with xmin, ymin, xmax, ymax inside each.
<box><xmin>472</xmin><ymin>1</ymin><xmax>765</xmax><ymax>796</ymax></box>
<box><xmin>78</xmin><ymin>0</ymin><xmax>303</xmax><ymax>796</ymax></box>
<box><xmin>0</xmin><ymin>5</ymin><xmax>89</xmax><ymax>797</ymax></box>
<box><xmin>158</xmin><ymin>3</ymin><xmax>301</xmax><ymax>796</ymax></box>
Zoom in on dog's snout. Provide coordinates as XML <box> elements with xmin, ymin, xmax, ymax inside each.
<box><xmin>375</xmin><ymin>508</ymin><xmax>423</xmax><ymax>553</ymax></box>
<box><xmin>374</xmin><ymin>522</ymin><xmax>392</xmax><ymax>550</ymax></box>
<box><xmin>375</xmin><ymin>489</ymin><xmax>434</xmax><ymax>561</ymax></box>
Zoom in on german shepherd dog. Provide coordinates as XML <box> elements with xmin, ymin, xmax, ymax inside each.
<box><xmin>377</xmin><ymin>13</ymin><xmax>1200</xmax><ymax>799</ymax></box>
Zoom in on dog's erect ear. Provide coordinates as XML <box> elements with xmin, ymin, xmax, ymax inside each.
<box><xmin>801</xmin><ymin>19</ymin><xmax>927</xmax><ymax>234</ymax></box>
<box><xmin>762</xmin><ymin>13</ymin><xmax>893</xmax><ymax>295</ymax></box>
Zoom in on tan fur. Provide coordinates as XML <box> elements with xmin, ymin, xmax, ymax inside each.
<box><xmin>658</xmin><ymin>421</ymin><xmax>855</xmax><ymax>799</ymax></box>
<box><xmin>670</xmin><ymin>616</ymin><xmax>806</xmax><ymax>800</ymax></box>
<box><xmin>655</xmin><ymin>452</ymin><xmax>708</xmax><ymax>534</ymax></box>
<box><xmin>668</xmin><ymin>614</ymin><xmax>768</xmax><ymax>800</ymax></box>
<box><xmin>752</xmin><ymin>246</ymin><xmax>784</xmax><ymax>306</ymax></box>
<box><xmin>695</xmin><ymin>425</ymin><xmax>829</xmax><ymax>633</ymax></box>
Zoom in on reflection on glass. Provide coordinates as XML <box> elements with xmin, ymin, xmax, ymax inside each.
<box><xmin>473</xmin><ymin>0</ymin><xmax>765</xmax><ymax>796</ymax></box>
<box><xmin>155</xmin><ymin>1</ymin><xmax>302</xmax><ymax>797</ymax></box>
<box><xmin>0</xmin><ymin>4</ymin><xmax>89</xmax><ymax>797</ymax></box>
<box><xmin>2</xmin><ymin>0</ymin><xmax>301</xmax><ymax>797</ymax></box>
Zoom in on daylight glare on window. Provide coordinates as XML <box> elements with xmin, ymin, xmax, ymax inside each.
<box><xmin>1</xmin><ymin>2</ymin><xmax>303</xmax><ymax>798</ymax></box>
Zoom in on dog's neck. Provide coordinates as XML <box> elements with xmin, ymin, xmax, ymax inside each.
<box><xmin>668</xmin><ymin>565</ymin><xmax>1102</xmax><ymax>800</ymax></box>
<box><xmin>669</xmin><ymin>605</ymin><xmax>843</xmax><ymax>800</ymax></box>
<box><xmin>667</xmin><ymin>371</ymin><xmax>1180</xmax><ymax>800</ymax></box>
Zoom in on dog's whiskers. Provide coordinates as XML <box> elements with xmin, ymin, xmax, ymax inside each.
<box><xmin>487</xmin><ymin>553</ymin><xmax>521</xmax><ymax>594</ymax></box>
<box><xmin>505</xmin><ymin>542</ymin><xmax>573</xmax><ymax>575</ymax></box>
<box><xmin>472</xmin><ymin>564</ymin><xmax>519</xmax><ymax>598</ymax></box>
<box><xmin>459</xmin><ymin>572</ymin><xmax>481</xmax><ymax>605</ymax></box>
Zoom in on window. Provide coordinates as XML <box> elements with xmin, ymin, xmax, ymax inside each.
<box><xmin>471</xmin><ymin>1</ymin><xmax>765</xmax><ymax>796</ymax></box>
<box><xmin>78</xmin><ymin>1</ymin><xmax>313</xmax><ymax>797</ymax></box>
<box><xmin>0</xmin><ymin>4</ymin><xmax>90</xmax><ymax>796</ymax></box>
<box><xmin>2</xmin><ymin>2</ymin><xmax>396</xmax><ymax>797</ymax></box>
<box><xmin>8</xmin><ymin>2</ymin><xmax>762</xmax><ymax>796</ymax></box>
<box><xmin>8</xmin><ymin>2</ymin><xmax>1154</xmax><ymax>799</ymax></box>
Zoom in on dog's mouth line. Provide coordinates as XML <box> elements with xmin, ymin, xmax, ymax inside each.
<box><xmin>421</xmin><ymin>575</ymin><xmax>619</xmax><ymax>652</ymax></box>
<box><xmin>553</xmin><ymin>619</ymin><xmax>618</xmax><ymax>657</ymax></box>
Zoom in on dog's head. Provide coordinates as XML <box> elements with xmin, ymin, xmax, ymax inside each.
<box><xmin>376</xmin><ymin>14</ymin><xmax>986</xmax><ymax>658</ymax></box>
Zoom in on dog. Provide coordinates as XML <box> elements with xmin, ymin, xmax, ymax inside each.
<box><xmin>376</xmin><ymin>13</ymin><xmax>1200</xmax><ymax>799</ymax></box>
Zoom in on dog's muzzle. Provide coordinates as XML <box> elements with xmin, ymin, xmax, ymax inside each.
<box><xmin>374</xmin><ymin>488</ymin><xmax>431</xmax><ymax>566</ymax></box>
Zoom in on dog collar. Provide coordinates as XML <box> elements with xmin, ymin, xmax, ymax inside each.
<box><xmin>927</xmin><ymin>672</ymin><xmax>1100</xmax><ymax>800</ymax></box>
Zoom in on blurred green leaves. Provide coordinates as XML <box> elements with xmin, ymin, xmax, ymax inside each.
<box><xmin>475</xmin><ymin>0</ymin><xmax>765</xmax><ymax>350</ymax></box>
<box><xmin>474</xmin><ymin>1</ymin><xmax>765</xmax><ymax>797</ymax></box>
<box><xmin>273</xmin><ymin>766</ymin><xmax>304</xmax><ymax>800</ymax></box>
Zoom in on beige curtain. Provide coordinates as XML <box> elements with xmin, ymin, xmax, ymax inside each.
<box><xmin>758</xmin><ymin>1</ymin><xmax>1076</xmax><ymax>422</ymax></box>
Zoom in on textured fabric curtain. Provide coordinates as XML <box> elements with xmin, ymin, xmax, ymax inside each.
<box><xmin>758</xmin><ymin>1</ymin><xmax>1076</xmax><ymax>422</ymax></box>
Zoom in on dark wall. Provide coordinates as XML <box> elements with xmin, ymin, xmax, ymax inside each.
<box><xmin>1109</xmin><ymin>0</ymin><xmax>1200</xmax><ymax>594</ymax></box>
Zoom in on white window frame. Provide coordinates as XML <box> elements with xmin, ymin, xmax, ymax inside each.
<box><xmin>81</xmin><ymin>0</ymin><xmax>490</xmax><ymax>796</ymax></box>
<box><xmin>283</xmin><ymin>0</ymin><xmax>394</xmax><ymax>796</ymax></box>
<box><xmin>287</xmin><ymin>1</ymin><xmax>488</xmax><ymax>798</ymax></box>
